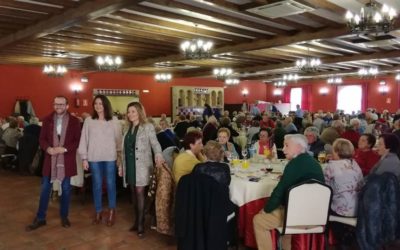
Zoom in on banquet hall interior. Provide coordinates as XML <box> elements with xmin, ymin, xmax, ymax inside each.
<box><xmin>1</xmin><ymin>0</ymin><xmax>400</xmax><ymax>249</ymax></box>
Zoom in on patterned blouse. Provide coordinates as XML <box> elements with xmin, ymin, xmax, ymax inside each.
<box><xmin>324</xmin><ymin>159</ymin><xmax>364</xmax><ymax>217</ymax></box>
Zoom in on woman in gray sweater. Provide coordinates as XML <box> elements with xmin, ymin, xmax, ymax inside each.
<box><xmin>78</xmin><ymin>95</ymin><xmax>122</xmax><ymax>226</ymax></box>
<box><xmin>370</xmin><ymin>133</ymin><xmax>400</xmax><ymax>179</ymax></box>
<box><xmin>121</xmin><ymin>102</ymin><xmax>163</xmax><ymax>238</ymax></box>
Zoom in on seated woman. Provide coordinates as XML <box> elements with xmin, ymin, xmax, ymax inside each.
<box><xmin>253</xmin><ymin>128</ymin><xmax>277</xmax><ymax>159</ymax></box>
<box><xmin>324</xmin><ymin>138</ymin><xmax>364</xmax><ymax>217</ymax></box>
<box><xmin>192</xmin><ymin>140</ymin><xmax>231</xmax><ymax>186</ymax></box>
<box><xmin>217</xmin><ymin>127</ymin><xmax>239</xmax><ymax>162</ymax></box>
<box><xmin>353</xmin><ymin>133</ymin><xmax>380</xmax><ymax>176</ymax></box>
<box><xmin>369</xmin><ymin>133</ymin><xmax>400</xmax><ymax>180</ymax></box>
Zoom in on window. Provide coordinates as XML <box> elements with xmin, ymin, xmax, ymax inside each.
<box><xmin>337</xmin><ymin>85</ymin><xmax>362</xmax><ymax>114</ymax></box>
<box><xmin>290</xmin><ymin>88</ymin><xmax>302</xmax><ymax>111</ymax></box>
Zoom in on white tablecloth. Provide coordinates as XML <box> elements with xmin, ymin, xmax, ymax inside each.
<box><xmin>229</xmin><ymin>162</ymin><xmax>285</xmax><ymax>206</ymax></box>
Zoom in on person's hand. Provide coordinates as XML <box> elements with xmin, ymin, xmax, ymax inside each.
<box><xmin>118</xmin><ymin>167</ymin><xmax>123</xmax><ymax>177</ymax></box>
<box><xmin>155</xmin><ymin>154</ymin><xmax>165</xmax><ymax>166</ymax></box>
<box><xmin>82</xmin><ymin>160</ymin><xmax>89</xmax><ymax>171</ymax></box>
<box><xmin>54</xmin><ymin>147</ymin><xmax>66</xmax><ymax>154</ymax></box>
<box><xmin>46</xmin><ymin>147</ymin><xmax>56</xmax><ymax>156</ymax></box>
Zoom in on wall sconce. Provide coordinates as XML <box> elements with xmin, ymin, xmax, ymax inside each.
<box><xmin>378</xmin><ymin>81</ymin><xmax>389</xmax><ymax>95</ymax></box>
<box><xmin>273</xmin><ymin>89</ymin><xmax>283</xmax><ymax>96</ymax></box>
<box><xmin>80</xmin><ymin>76</ymin><xmax>88</xmax><ymax>83</ymax></box>
<box><xmin>70</xmin><ymin>84</ymin><xmax>83</xmax><ymax>107</ymax></box>
<box><xmin>396</xmin><ymin>73</ymin><xmax>400</xmax><ymax>82</ymax></box>
<box><xmin>319</xmin><ymin>87</ymin><xmax>329</xmax><ymax>96</ymax></box>
<box><xmin>242</xmin><ymin>89</ymin><xmax>249</xmax><ymax>97</ymax></box>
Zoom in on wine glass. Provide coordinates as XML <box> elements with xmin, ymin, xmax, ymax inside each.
<box><xmin>225</xmin><ymin>151</ymin><xmax>232</xmax><ymax>163</ymax></box>
<box><xmin>241</xmin><ymin>148</ymin><xmax>248</xmax><ymax>159</ymax></box>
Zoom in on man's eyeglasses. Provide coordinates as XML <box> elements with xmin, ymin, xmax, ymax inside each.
<box><xmin>54</xmin><ymin>103</ymin><xmax>66</xmax><ymax>107</ymax></box>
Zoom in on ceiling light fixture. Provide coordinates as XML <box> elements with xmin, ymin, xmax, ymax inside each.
<box><xmin>43</xmin><ymin>65</ymin><xmax>67</xmax><ymax>77</ymax></box>
<box><xmin>213</xmin><ymin>67</ymin><xmax>233</xmax><ymax>80</ymax></box>
<box><xmin>96</xmin><ymin>55</ymin><xmax>122</xmax><ymax>71</ymax></box>
<box><xmin>283</xmin><ymin>73</ymin><xmax>299</xmax><ymax>81</ymax></box>
<box><xmin>345</xmin><ymin>0</ymin><xmax>397</xmax><ymax>34</ymax></box>
<box><xmin>274</xmin><ymin>81</ymin><xmax>287</xmax><ymax>87</ymax></box>
<box><xmin>327</xmin><ymin>76</ymin><xmax>343</xmax><ymax>84</ymax></box>
<box><xmin>225</xmin><ymin>78</ymin><xmax>240</xmax><ymax>85</ymax></box>
<box><xmin>295</xmin><ymin>57</ymin><xmax>321</xmax><ymax>72</ymax></box>
<box><xmin>154</xmin><ymin>73</ymin><xmax>172</xmax><ymax>83</ymax></box>
<box><xmin>180</xmin><ymin>38</ymin><xmax>213</xmax><ymax>59</ymax></box>
<box><xmin>358</xmin><ymin>66</ymin><xmax>379</xmax><ymax>77</ymax></box>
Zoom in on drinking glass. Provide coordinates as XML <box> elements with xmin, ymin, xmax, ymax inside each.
<box><xmin>242</xmin><ymin>148</ymin><xmax>248</xmax><ymax>159</ymax></box>
<box><xmin>318</xmin><ymin>151</ymin><xmax>327</xmax><ymax>163</ymax></box>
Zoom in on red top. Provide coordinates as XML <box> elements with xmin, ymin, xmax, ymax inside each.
<box><xmin>341</xmin><ymin>130</ymin><xmax>360</xmax><ymax>148</ymax></box>
<box><xmin>353</xmin><ymin>149</ymin><xmax>380</xmax><ymax>176</ymax></box>
<box><xmin>259</xmin><ymin>119</ymin><xmax>275</xmax><ymax>129</ymax></box>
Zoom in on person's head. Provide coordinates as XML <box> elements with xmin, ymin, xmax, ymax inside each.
<box><xmin>262</xmin><ymin>114</ymin><xmax>269</xmax><ymax>122</ymax></box>
<box><xmin>29</xmin><ymin>117</ymin><xmax>40</xmax><ymax>125</ymax></box>
<box><xmin>259</xmin><ymin>128</ymin><xmax>271</xmax><ymax>143</ymax></box>
<box><xmin>332</xmin><ymin>138</ymin><xmax>354</xmax><ymax>160</ymax></box>
<box><xmin>217</xmin><ymin>127</ymin><xmax>231</xmax><ymax>145</ymax></box>
<box><xmin>207</xmin><ymin>115</ymin><xmax>218</xmax><ymax>125</ymax></box>
<box><xmin>179</xmin><ymin>114</ymin><xmax>186</xmax><ymax>121</ymax></box>
<box><xmin>159</xmin><ymin>119</ymin><xmax>169</xmax><ymax>130</ymax></box>
<box><xmin>349</xmin><ymin>118</ymin><xmax>360</xmax><ymax>130</ymax></box>
<box><xmin>182</xmin><ymin>130</ymin><xmax>203</xmax><ymax>154</ymax></box>
<box><xmin>358</xmin><ymin>133</ymin><xmax>376</xmax><ymax>151</ymax></box>
<box><xmin>203</xmin><ymin>140</ymin><xmax>224</xmax><ymax>162</ymax></box>
<box><xmin>304</xmin><ymin>126</ymin><xmax>320</xmax><ymax>144</ymax></box>
<box><xmin>223</xmin><ymin>110</ymin><xmax>229</xmax><ymax>117</ymax></box>
<box><xmin>53</xmin><ymin>96</ymin><xmax>69</xmax><ymax>116</ymax></box>
<box><xmin>220</xmin><ymin>117</ymin><xmax>231</xmax><ymax>127</ymax></box>
<box><xmin>296</xmin><ymin>104</ymin><xmax>300</xmax><ymax>109</ymax></box>
<box><xmin>160</xmin><ymin>113</ymin><xmax>167</xmax><ymax>120</ymax></box>
<box><xmin>8</xmin><ymin>119</ymin><xmax>18</xmax><ymax>129</ymax></box>
<box><xmin>331</xmin><ymin>120</ymin><xmax>344</xmax><ymax>132</ymax></box>
<box><xmin>377</xmin><ymin>133</ymin><xmax>400</xmax><ymax>156</ymax></box>
<box><xmin>126</xmin><ymin>102</ymin><xmax>147</xmax><ymax>125</ymax></box>
<box><xmin>283</xmin><ymin>134</ymin><xmax>308</xmax><ymax>160</ymax></box>
<box><xmin>92</xmin><ymin>95</ymin><xmax>113</xmax><ymax>121</ymax></box>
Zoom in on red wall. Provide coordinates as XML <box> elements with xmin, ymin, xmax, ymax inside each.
<box><xmin>265</xmin><ymin>77</ymin><xmax>400</xmax><ymax>113</ymax></box>
<box><xmin>0</xmin><ymin>65</ymin><xmax>267</xmax><ymax>118</ymax></box>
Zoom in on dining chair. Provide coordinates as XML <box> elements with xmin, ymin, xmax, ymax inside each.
<box><xmin>275</xmin><ymin>179</ymin><xmax>332</xmax><ymax>250</ymax></box>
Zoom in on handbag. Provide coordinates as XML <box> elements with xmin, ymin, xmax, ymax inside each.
<box><xmin>147</xmin><ymin>164</ymin><xmax>158</xmax><ymax>199</ymax></box>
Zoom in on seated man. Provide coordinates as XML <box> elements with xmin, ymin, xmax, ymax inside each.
<box><xmin>172</xmin><ymin>130</ymin><xmax>205</xmax><ymax>184</ymax></box>
<box><xmin>253</xmin><ymin>134</ymin><xmax>324</xmax><ymax>250</ymax></box>
<box><xmin>304</xmin><ymin>126</ymin><xmax>325</xmax><ymax>159</ymax></box>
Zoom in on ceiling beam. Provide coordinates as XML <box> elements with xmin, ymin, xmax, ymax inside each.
<box><xmin>0</xmin><ymin>0</ymin><xmax>141</xmax><ymax>49</ymax></box>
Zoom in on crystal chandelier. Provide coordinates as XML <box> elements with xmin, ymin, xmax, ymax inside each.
<box><xmin>96</xmin><ymin>55</ymin><xmax>122</xmax><ymax>71</ymax></box>
<box><xmin>358</xmin><ymin>67</ymin><xmax>379</xmax><ymax>77</ymax></box>
<box><xmin>295</xmin><ymin>57</ymin><xmax>321</xmax><ymax>72</ymax></box>
<box><xmin>43</xmin><ymin>65</ymin><xmax>67</xmax><ymax>77</ymax></box>
<box><xmin>213</xmin><ymin>67</ymin><xmax>233</xmax><ymax>80</ymax></box>
<box><xmin>274</xmin><ymin>81</ymin><xmax>287</xmax><ymax>87</ymax></box>
<box><xmin>154</xmin><ymin>73</ymin><xmax>172</xmax><ymax>83</ymax></box>
<box><xmin>225</xmin><ymin>78</ymin><xmax>240</xmax><ymax>85</ymax></box>
<box><xmin>345</xmin><ymin>1</ymin><xmax>397</xmax><ymax>34</ymax></box>
<box><xmin>283</xmin><ymin>74</ymin><xmax>299</xmax><ymax>81</ymax></box>
<box><xmin>327</xmin><ymin>76</ymin><xmax>343</xmax><ymax>84</ymax></box>
<box><xmin>180</xmin><ymin>38</ymin><xmax>213</xmax><ymax>60</ymax></box>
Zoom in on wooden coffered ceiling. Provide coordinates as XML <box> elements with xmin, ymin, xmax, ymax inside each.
<box><xmin>1</xmin><ymin>0</ymin><xmax>400</xmax><ymax>82</ymax></box>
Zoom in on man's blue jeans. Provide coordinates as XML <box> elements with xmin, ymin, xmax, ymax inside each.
<box><xmin>36</xmin><ymin>176</ymin><xmax>71</xmax><ymax>220</ymax></box>
<box><xmin>89</xmin><ymin>161</ymin><xmax>117</xmax><ymax>212</ymax></box>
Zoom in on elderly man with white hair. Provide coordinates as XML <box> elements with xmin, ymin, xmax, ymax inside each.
<box><xmin>253</xmin><ymin>134</ymin><xmax>324</xmax><ymax>250</ymax></box>
<box><xmin>304</xmin><ymin>126</ymin><xmax>325</xmax><ymax>158</ymax></box>
<box><xmin>341</xmin><ymin>118</ymin><xmax>361</xmax><ymax>148</ymax></box>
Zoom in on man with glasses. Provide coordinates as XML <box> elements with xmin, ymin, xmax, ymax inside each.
<box><xmin>26</xmin><ymin>96</ymin><xmax>81</xmax><ymax>231</ymax></box>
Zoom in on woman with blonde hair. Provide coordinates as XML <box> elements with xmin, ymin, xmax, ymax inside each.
<box><xmin>121</xmin><ymin>102</ymin><xmax>164</xmax><ymax>238</ymax></box>
<box><xmin>217</xmin><ymin>127</ymin><xmax>238</xmax><ymax>161</ymax></box>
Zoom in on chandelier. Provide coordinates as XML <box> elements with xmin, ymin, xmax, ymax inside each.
<box><xmin>225</xmin><ymin>78</ymin><xmax>240</xmax><ymax>85</ymax></box>
<box><xmin>43</xmin><ymin>65</ymin><xmax>67</xmax><ymax>77</ymax></box>
<box><xmin>295</xmin><ymin>57</ymin><xmax>321</xmax><ymax>72</ymax></box>
<box><xmin>154</xmin><ymin>73</ymin><xmax>172</xmax><ymax>83</ymax></box>
<box><xmin>358</xmin><ymin>66</ymin><xmax>379</xmax><ymax>77</ymax></box>
<box><xmin>327</xmin><ymin>76</ymin><xmax>343</xmax><ymax>84</ymax></box>
<box><xmin>213</xmin><ymin>67</ymin><xmax>233</xmax><ymax>80</ymax></box>
<box><xmin>180</xmin><ymin>38</ymin><xmax>213</xmax><ymax>60</ymax></box>
<box><xmin>96</xmin><ymin>55</ymin><xmax>122</xmax><ymax>71</ymax></box>
<box><xmin>274</xmin><ymin>81</ymin><xmax>287</xmax><ymax>87</ymax></box>
<box><xmin>345</xmin><ymin>1</ymin><xmax>397</xmax><ymax>34</ymax></box>
<box><xmin>283</xmin><ymin>74</ymin><xmax>299</xmax><ymax>81</ymax></box>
